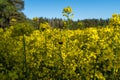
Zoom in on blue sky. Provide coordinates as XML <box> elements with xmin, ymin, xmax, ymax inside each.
<box><xmin>23</xmin><ymin>0</ymin><xmax>120</xmax><ymax>20</ymax></box>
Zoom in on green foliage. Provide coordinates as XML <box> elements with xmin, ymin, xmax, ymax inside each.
<box><xmin>0</xmin><ymin>0</ymin><xmax>25</xmax><ymax>28</ymax></box>
<box><xmin>77</xmin><ymin>21</ymin><xmax>84</xmax><ymax>29</ymax></box>
<box><xmin>11</xmin><ymin>22</ymin><xmax>34</xmax><ymax>36</ymax></box>
<box><xmin>32</xmin><ymin>17</ymin><xmax>40</xmax><ymax>29</ymax></box>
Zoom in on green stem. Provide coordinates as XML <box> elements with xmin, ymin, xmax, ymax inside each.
<box><xmin>93</xmin><ymin>58</ymin><xmax>96</xmax><ymax>80</ymax></box>
<box><xmin>23</xmin><ymin>34</ymin><xmax>28</xmax><ymax>79</ymax></box>
<box><xmin>66</xmin><ymin>15</ymin><xmax>70</xmax><ymax>50</ymax></box>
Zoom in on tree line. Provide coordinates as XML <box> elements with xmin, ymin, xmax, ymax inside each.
<box><xmin>0</xmin><ymin>0</ymin><xmax>109</xmax><ymax>30</ymax></box>
<box><xmin>31</xmin><ymin>17</ymin><xmax>109</xmax><ymax>29</ymax></box>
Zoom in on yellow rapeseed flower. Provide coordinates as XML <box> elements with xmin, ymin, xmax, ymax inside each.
<box><xmin>11</xmin><ymin>18</ymin><xmax>16</xmax><ymax>22</ymax></box>
<box><xmin>63</xmin><ymin>6</ymin><xmax>73</xmax><ymax>14</ymax></box>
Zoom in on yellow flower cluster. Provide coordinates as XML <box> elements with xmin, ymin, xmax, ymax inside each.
<box><xmin>63</xmin><ymin>6</ymin><xmax>72</xmax><ymax>14</ymax></box>
<box><xmin>1</xmin><ymin>14</ymin><xmax>120</xmax><ymax>79</ymax></box>
<box><xmin>109</xmin><ymin>14</ymin><xmax>120</xmax><ymax>26</ymax></box>
<box><xmin>11</xmin><ymin>18</ymin><xmax>16</xmax><ymax>22</ymax></box>
<box><xmin>39</xmin><ymin>22</ymin><xmax>51</xmax><ymax>30</ymax></box>
<box><xmin>32</xmin><ymin>17</ymin><xmax>39</xmax><ymax>22</ymax></box>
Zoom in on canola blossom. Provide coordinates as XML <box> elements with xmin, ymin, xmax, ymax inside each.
<box><xmin>0</xmin><ymin>14</ymin><xmax>120</xmax><ymax>79</ymax></box>
<box><xmin>62</xmin><ymin>6</ymin><xmax>74</xmax><ymax>30</ymax></box>
<box><xmin>63</xmin><ymin>6</ymin><xmax>72</xmax><ymax>14</ymax></box>
<box><xmin>62</xmin><ymin>6</ymin><xmax>74</xmax><ymax>19</ymax></box>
